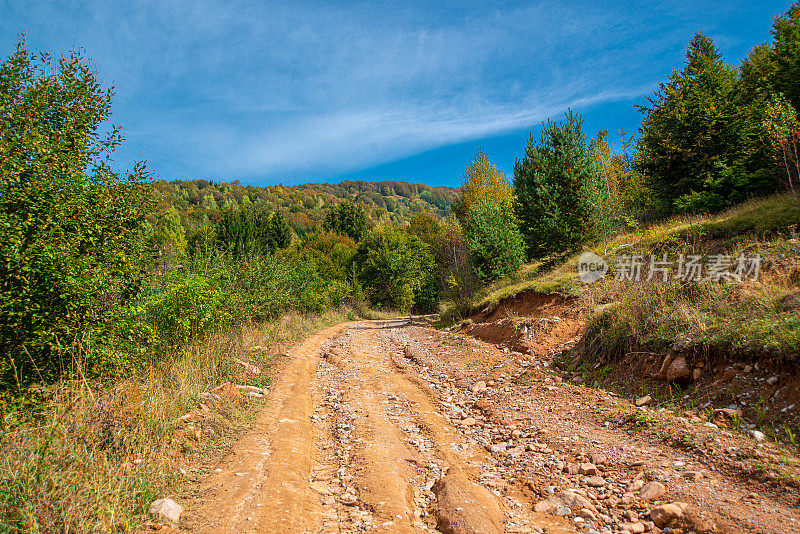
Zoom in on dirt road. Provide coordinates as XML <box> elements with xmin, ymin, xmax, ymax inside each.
<box><xmin>180</xmin><ymin>319</ymin><xmax>800</xmax><ymax>533</ymax></box>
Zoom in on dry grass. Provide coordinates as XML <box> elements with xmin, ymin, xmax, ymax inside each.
<box><xmin>455</xmin><ymin>194</ymin><xmax>800</xmax><ymax>319</ymax></box>
<box><xmin>0</xmin><ymin>307</ymin><xmax>359</xmax><ymax>533</ymax></box>
<box><xmin>585</xmin><ymin>262</ymin><xmax>800</xmax><ymax>358</ymax></box>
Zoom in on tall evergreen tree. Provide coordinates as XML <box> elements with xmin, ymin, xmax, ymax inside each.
<box><xmin>513</xmin><ymin>111</ymin><xmax>601</xmax><ymax>259</ymax></box>
<box><xmin>772</xmin><ymin>2</ymin><xmax>800</xmax><ymax>113</ymax></box>
<box><xmin>636</xmin><ymin>33</ymin><xmax>747</xmax><ymax>213</ymax></box>
<box><xmin>266</xmin><ymin>211</ymin><xmax>292</xmax><ymax>250</ymax></box>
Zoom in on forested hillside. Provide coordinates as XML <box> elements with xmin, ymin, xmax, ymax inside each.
<box><xmin>150</xmin><ymin>178</ymin><xmax>456</xmax><ymax>236</ymax></box>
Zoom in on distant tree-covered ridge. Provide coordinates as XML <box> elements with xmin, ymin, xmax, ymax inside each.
<box><xmin>151</xmin><ymin>178</ymin><xmax>457</xmax><ymax>237</ymax></box>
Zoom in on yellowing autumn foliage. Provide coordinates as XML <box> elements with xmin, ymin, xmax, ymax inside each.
<box><xmin>454</xmin><ymin>150</ymin><xmax>514</xmax><ymax>221</ymax></box>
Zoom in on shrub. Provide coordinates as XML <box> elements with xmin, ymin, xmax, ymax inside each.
<box><xmin>462</xmin><ymin>200</ymin><xmax>525</xmax><ymax>282</ymax></box>
<box><xmin>0</xmin><ymin>43</ymin><xmax>149</xmax><ymax>388</ymax></box>
<box><xmin>143</xmin><ymin>274</ymin><xmax>226</xmax><ymax>344</ymax></box>
<box><xmin>324</xmin><ymin>202</ymin><xmax>370</xmax><ymax>241</ymax></box>
<box><xmin>355</xmin><ymin>228</ymin><xmax>438</xmax><ymax>312</ymax></box>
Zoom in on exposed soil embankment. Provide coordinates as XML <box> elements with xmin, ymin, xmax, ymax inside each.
<box><xmin>453</xmin><ymin>289</ymin><xmax>799</xmax><ymax>449</ymax></box>
<box><xmin>456</xmin><ymin>290</ymin><xmax>585</xmax><ymax>357</ymax></box>
<box><xmin>570</xmin><ymin>332</ymin><xmax>800</xmax><ymax>444</ymax></box>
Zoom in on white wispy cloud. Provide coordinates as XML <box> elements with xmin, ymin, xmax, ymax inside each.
<box><xmin>1</xmin><ymin>0</ymin><xmax>780</xmax><ymax>183</ymax></box>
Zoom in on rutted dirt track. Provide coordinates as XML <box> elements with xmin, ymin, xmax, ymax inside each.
<box><xmin>180</xmin><ymin>319</ymin><xmax>800</xmax><ymax>534</ymax></box>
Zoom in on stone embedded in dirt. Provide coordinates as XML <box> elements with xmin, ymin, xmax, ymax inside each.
<box><xmin>507</xmin><ymin>445</ymin><xmax>526</xmax><ymax>457</ymax></box>
<box><xmin>460</xmin><ymin>417</ymin><xmax>477</xmax><ymax>427</ymax></box>
<box><xmin>590</xmin><ymin>453</ymin><xmax>607</xmax><ymax>465</ymax></box>
<box><xmin>716</xmin><ymin>407</ymin><xmax>741</xmax><ymax>420</ymax></box>
<box><xmin>490</xmin><ymin>443</ymin><xmax>507</xmax><ymax>454</ymax></box>
<box><xmin>584</xmin><ymin>476</ymin><xmax>606</xmax><ymax>487</ymax></box>
<box><xmin>149</xmin><ymin>498</ymin><xmax>183</xmax><ymax>523</ymax></box>
<box><xmin>534</xmin><ymin>491</ymin><xmax>597</xmax><ymax>515</ymax></box>
<box><xmin>209</xmin><ymin>382</ymin><xmax>242</xmax><ymax>401</ymax></box>
<box><xmin>579</xmin><ymin>462</ymin><xmax>598</xmax><ymax>475</ymax></box>
<box><xmin>234</xmin><ymin>358</ymin><xmax>261</xmax><ymax>376</ymax></box>
<box><xmin>563</xmin><ymin>463</ymin><xmax>580</xmax><ymax>475</ymax></box>
<box><xmin>751</xmin><ymin>430</ymin><xmax>765</xmax><ymax>441</ymax></box>
<box><xmin>619</xmin><ymin>521</ymin><xmax>646</xmax><ymax>533</ymax></box>
<box><xmin>635</xmin><ymin>395</ymin><xmax>651</xmax><ymax>406</ymax></box>
<box><xmin>721</xmin><ymin>367</ymin><xmax>738</xmax><ymax>382</ymax></box>
<box><xmin>628</xmin><ymin>479</ymin><xmax>644</xmax><ymax>492</ymax></box>
<box><xmin>666</xmin><ymin>357</ymin><xmax>691</xmax><ymax>381</ymax></box>
<box><xmin>683</xmin><ymin>471</ymin><xmax>703</xmax><ymax>480</ymax></box>
<box><xmin>473</xmin><ymin>398</ymin><xmax>493</xmax><ymax>414</ymax></box>
<box><xmin>650</xmin><ymin>503</ymin><xmax>685</xmax><ymax>527</ymax></box>
<box><xmin>639</xmin><ymin>481</ymin><xmax>666</xmax><ymax>501</ymax></box>
<box><xmin>693</xmin><ymin>367</ymin><xmax>703</xmax><ymax>381</ymax></box>
<box><xmin>472</xmin><ymin>381</ymin><xmax>488</xmax><ymax>394</ymax></box>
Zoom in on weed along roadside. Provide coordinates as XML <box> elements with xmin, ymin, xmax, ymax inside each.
<box><xmin>0</xmin><ymin>309</ymin><xmax>369</xmax><ymax>532</ymax></box>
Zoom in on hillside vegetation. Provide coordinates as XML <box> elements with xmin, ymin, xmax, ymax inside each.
<box><xmin>151</xmin><ymin>178</ymin><xmax>456</xmax><ymax>236</ymax></box>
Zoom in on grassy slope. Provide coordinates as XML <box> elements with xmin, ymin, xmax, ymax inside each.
<box><xmin>455</xmin><ymin>194</ymin><xmax>800</xmax><ymax>357</ymax></box>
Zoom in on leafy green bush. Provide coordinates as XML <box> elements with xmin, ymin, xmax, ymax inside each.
<box><xmin>324</xmin><ymin>202</ymin><xmax>371</xmax><ymax>241</ymax></box>
<box><xmin>355</xmin><ymin>228</ymin><xmax>438</xmax><ymax>312</ymax></box>
<box><xmin>144</xmin><ymin>274</ymin><xmax>226</xmax><ymax>344</ymax></box>
<box><xmin>0</xmin><ymin>43</ymin><xmax>149</xmax><ymax>388</ymax></box>
<box><xmin>462</xmin><ymin>200</ymin><xmax>525</xmax><ymax>282</ymax></box>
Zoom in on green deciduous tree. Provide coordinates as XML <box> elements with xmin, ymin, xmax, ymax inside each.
<box><xmin>761</xmin><ymin>93</ymin><xmax>800</xmax><ymax>200</ymax></box>
<box><xmin>513</xmin><ymin>111</ymin><xmax>601</xmax><ymax>259</ymax></box>
<box><xmin>453</xmin><ymin>151</ymin><xmax>524</xmax><ymax>282</ymax></box>
<box><xmin>461</xmin><ymin>200</ymin><xmax>525</xmax><ymax>282</ymax></box>
<box><xmin>324</xmin><ymin>202</ymin><xmax>370</xmax><ymax>241</ymax></box>
<box><xmin>453</xmin><ymin>150</ymin><xmax>514</xmax><ymax>223</ymax></box>
<box><xmin>407</xmin><ymin>212</ymin><xmax>441</xmax><ymax>246</ymax></box>
<box><xmin>153</xmin><ymin>207</ymin><xmax>188</xmax><ymax>262</ymax></box>
<box><xmin>0</xmin><ymin>43</ymin><xmax>149</xmax><ymax>386</ymax></box>
<box><xmin>354</xmin><ymin>228</ymin><xmax>437</xmax><ymax>312</ymax></box>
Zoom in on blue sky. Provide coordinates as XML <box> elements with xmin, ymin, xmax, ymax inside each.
<box><xmin>0</xmin><ymin>1</ymin><xmax>791</xmax><ymax>187</ymax></box>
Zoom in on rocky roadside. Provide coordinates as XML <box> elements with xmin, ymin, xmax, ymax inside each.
<box><xmin>391</xmin><ymin>325</ymin><xmax>800</xmax><ymax>534</ymax></box>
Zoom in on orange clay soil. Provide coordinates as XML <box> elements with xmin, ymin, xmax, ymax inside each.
<box><xmin>175</xmin><ymin>317</ymin><xmax>800</xmax><ymax>534</ymax></box>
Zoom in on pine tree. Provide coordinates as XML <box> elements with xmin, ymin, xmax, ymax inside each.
<box><xmin>636</xmin><ymin>33</ymin><xmax>751</xmax><ymax>213</ymax></box>
<box><xmin>513</xmin><ymin>110</ymin><xmax>600</xmax><ymax>259</ymax></box>
<box><xmin>772</xmin><ymin>2</ymin><xmax>800</xmax><ymax>113</ymax></box>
